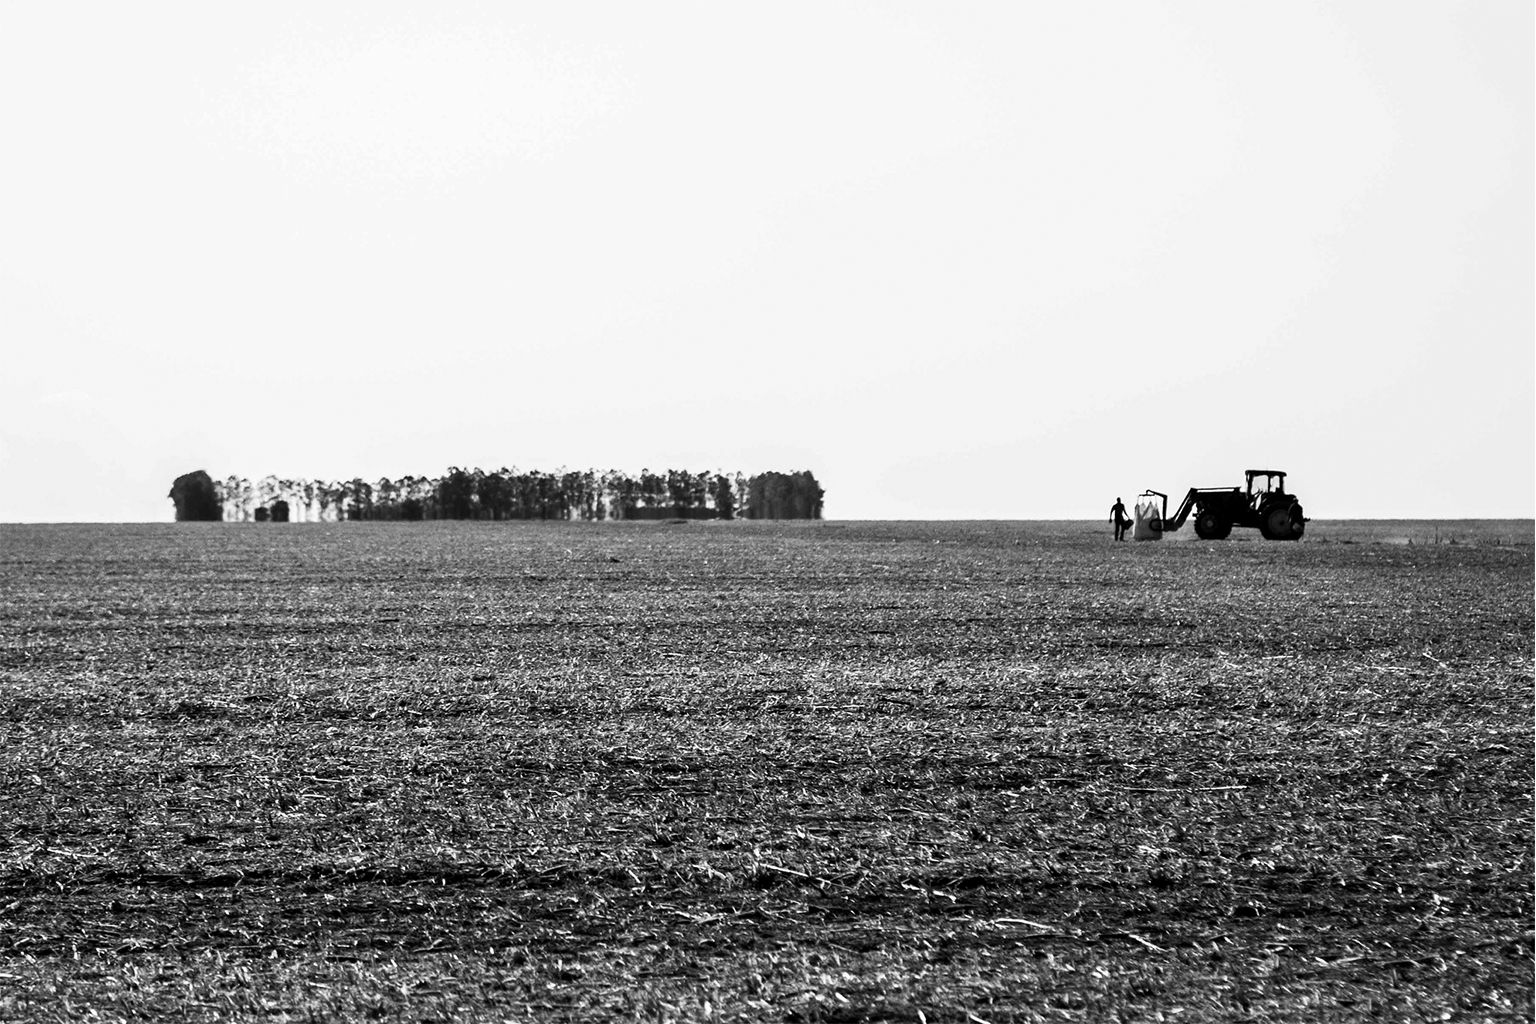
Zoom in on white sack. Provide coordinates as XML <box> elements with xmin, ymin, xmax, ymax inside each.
<box><xmin>1133</xmin><ymin>497</ymin><xmax>1163</xmax><ymax>541</ymax></box>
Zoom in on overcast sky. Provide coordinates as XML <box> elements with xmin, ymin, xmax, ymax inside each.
<box><xmin>2</xmin><ymin>2</ymin><xmax>1530</xmax><ymax>521</ymax></box>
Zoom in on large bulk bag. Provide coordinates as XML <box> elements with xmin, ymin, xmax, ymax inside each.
<box><xmin>1133</xmin><ymin>496</ymin><xmax>1163</xmax><ymax>541</ymax></box>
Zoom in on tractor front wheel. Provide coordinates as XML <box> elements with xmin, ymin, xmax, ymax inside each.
<box><xmin>1263</xmin><ymin>504</ymin><xmax>1302</xmax><ymax>541</ymax></box>
<box><xmin>1194</xmin><ymin>510</ymin><xmax>1231</xmax><ymax>540</ymax></box>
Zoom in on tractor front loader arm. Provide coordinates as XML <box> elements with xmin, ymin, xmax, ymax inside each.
<box><xmin>1162</xmin><ymin>488</ymin><xmax>1200</xmax><ymax>531</ymax></box>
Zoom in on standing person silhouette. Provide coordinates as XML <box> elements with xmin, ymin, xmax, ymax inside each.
<box><xmin>1110</xmin><ymin>497</ymin><xmax>1131</xmax><ymax>541</ymax></box>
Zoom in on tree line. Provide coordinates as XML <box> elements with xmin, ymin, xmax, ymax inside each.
<box><xmin>169</xmin><ymin>468</ymin><xmax>823</xmax><ymax>523</ymax></box>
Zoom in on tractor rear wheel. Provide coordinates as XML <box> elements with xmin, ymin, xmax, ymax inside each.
<box><xmin>1194</xmin><ymin>509</ymin><xmax>1230</xmax><ymax>540</ymax></box>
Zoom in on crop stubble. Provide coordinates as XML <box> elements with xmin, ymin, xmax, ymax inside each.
<box><xmin>0</xmin><ymin>520</ymin><xmax>1530</xmax><ymax>1022</ymax></box>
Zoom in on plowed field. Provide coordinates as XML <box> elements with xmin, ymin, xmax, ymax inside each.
<box><xmin>1</xmin><ymin>520</ymin><xmax>1531</xmax><ymax>1022</ymax></box>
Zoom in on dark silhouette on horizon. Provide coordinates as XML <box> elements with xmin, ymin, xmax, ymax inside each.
<box><xmin>168</xmin><ymin>470</ymin><xmax>223</xmax><ymax>522</ymax></box>
<box><xmin>170</xmin><ymin>468</ymin><xmax>824</xmax><ymax>522</ymax></box>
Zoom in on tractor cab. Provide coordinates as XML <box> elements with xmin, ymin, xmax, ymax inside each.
<box><xmin>1245</xmin><ymin>470</ymin><xmax>1286</xmax><ymax>509</ymax></box>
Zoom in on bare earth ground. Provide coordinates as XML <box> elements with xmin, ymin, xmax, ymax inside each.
<box><xmin>0</xmin><ymin>519</ymin><xmax>1530</xmax><ymax>1023</ymax></box>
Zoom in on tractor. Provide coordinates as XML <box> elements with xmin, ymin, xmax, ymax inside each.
<box><xmin>1139</xmin><ymin>470</ymin><xmax>1307</xmax><ymax>541</ymax></box>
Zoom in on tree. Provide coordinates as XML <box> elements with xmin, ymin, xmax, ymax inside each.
<box><xmin>439</xmin><ymin>467</ymin><xmax>477</xmax><ymax>520</ymax></box>
<box><xmin>562</xmin><ymin>469</ymin><xmax>593</xmax><ymax>521</ymax></box>
<box><xmin>256</xmin><ymin>475</ymin><xmax>280</xmax><ymax>513</ymax></box>
<box><xmin>220</xmin><ymin>475</ymin><xmax>243</xmax><ymax>521</ymax></box>
<box><xmin>277</xmin><ymin>479</ymin><xmax>298</xmax><ymax>519</ymax></box>
<box><xmin>667</xmin><ymin>470</ymin><xmax>692</xmax><ymax>514</ymax></box>
<box><xmin>639</xmin><ymin>470</ymin><xmax>664</xmax><ymax>510</ymax></box>
<box><xmin>746</xmin><ymin>471</ymin><xmax>823</xmax><ymax>519</ymax></box>
<box><xmin>733</xmin><ymin>473</ymin><xmax>749</xmax><ymax>518</ymax></box>
<box><xmin>300</xmin><ymin>480</ymin><xmax>317</xmax><ymax>522</ymax></box>
<box><xmin>402</xmin><ymin>475</ymin><xmax>436</xmax><ymax>519</ymax></box>
<box><xmin>605</xmin><ymin>470</ymin><xmax>637</xmax><ymax>520</ymax></box>
<box><xmin>478</xmin><ymin>470</ymin><xmax>508</xmax><ymax>520</ymax></box>
<box><xmin>714</xmin><ymin>473</ymin><xmax>735</xmax><ymax>520</ymax></box>
<box><xmin>315</xmin><ymin>481</ymin><xmax>348</xmax><ymax>522</ymax></box>
<box><xmin>223</xmin><ymin>476</ymin><xmax>254</xmax><ymax>521</ymax></box>
<box><xmin>344</xmin><ymin>478</ymin><xmax>373</xmax><ymax>520</ymax></box>
<box><xmin>534</xmin><ymin>471</ymin><xmax>558</xmax><ymax>519</ymax></box>
<box><xmin>373</xmin><ymin>477</ymin><xmax>401</xmax><ymax>519</ymax></box>
<box><xmin>168</xmin><ymin>470</ymin><xmax>222</xmax><ymax>521</ymax></box>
